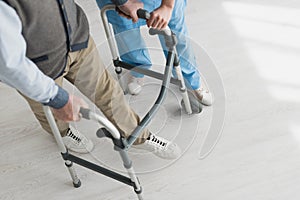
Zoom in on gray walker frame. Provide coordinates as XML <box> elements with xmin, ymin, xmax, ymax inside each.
<box><xmin>101</xmin><ymin>5</ymin><xmax>192</xmax><ymax>115</ymax></box>
<box><xmin>43</xmin><ymin>5</ymin><xmax>194</xmax><ymax>200</ymax></box>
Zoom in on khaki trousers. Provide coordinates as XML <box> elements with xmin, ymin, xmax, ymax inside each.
<box><xmin>22</xmin><ymin>37</ymin><xmax>149</xmax><ymax>144</ymax></box>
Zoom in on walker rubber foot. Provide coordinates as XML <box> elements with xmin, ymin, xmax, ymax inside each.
<box><xmin>73</xmin><ymin>180</ymin><xmax>81</xmax><ymax>188</ymax></box>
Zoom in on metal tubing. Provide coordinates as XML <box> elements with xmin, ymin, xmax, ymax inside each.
<box><xmin>43</xmin><ymin>106</ymin><xmax>67</xmax><ymax>153</ymax></box>
<box><xmin>118</xmin><ymin>150</ymin><xmax>142</xmax><ymax>193</ymax></box>
<box><xmin>43</xmin><ymin>106</ymin><xmax>80</xmax><ymax>185</ymax></box>
<box><xmin>173</xmin><ymin>51</ymin><xmax>192</xmax><ymax>114</ymax></box>
<box><xmin>137</xmin><ymin>193</ymin><xmax>144</xmax><ymax>200</ymax></box>
<box><xmin>181</xmin><ymin>91</ymin><xmax>192</xmax><ymax>114</ymax></box>
<box><xmin>65</xmin><ymin>161</ymin><xmax>81</xmax><ymax>186</ymax></box>
<box><xmin>126</xmin><ymin>50</ymin><xmax>175</xmax><ymax>148</ymax></box>
<box><xmin>174</xmin><ymin>65</ymin><xmax>192</xmax><ymax>114</ymax></box>
<box><xmin>101</xmin><ymin>5</ymin><xmax>127</xmax><ymax>91</ymax></box>
<box><xmin>101</xmin><ymin>5</ymin><xmax>119</xmax><ymax>60</ymax></box>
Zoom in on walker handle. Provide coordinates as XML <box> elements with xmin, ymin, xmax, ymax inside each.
<box><xmin>79</xmin><ymin>107</ymin><xmax>121</xmax><ymax>139</ymax></box>
<box><xmin>137</xmin><ymin>9</ymin><xmax>150</xmax><ymax>20</ymax></box>
<box><xmin>137</xmin><ymin>9</ymin><xmax>173</xmax><ymax>37</ymax></box>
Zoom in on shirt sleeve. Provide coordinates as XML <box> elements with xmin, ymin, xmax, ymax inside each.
<box><xmin>0</xmin><ymin>1</ymin><xmax>68</xmax><ymax>109</ymax></box>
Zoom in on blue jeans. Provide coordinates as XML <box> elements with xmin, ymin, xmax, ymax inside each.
<box><xmin>96</xmin><ymin>0</ymin><xmax>200</xmax><ymax>90</ymax></box>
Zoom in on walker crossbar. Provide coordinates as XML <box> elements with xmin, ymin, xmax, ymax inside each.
<box><xmin>113</xmin><ymin>59</ymin><xmax>182</xmax><ymax>86</ymax></box>
<box><xmin>61</xmin><ymin>151</ymin><xmax>136</xmax><ymax>188</ymax></box>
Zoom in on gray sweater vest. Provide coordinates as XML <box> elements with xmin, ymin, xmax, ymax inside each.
<box><xmin>4</xmin><ymin>0</ymin><xmax>90</xmax><ymax>79</ymax></box>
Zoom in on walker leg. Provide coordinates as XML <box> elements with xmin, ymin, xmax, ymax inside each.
<box><xmin>65</xmin><ymin>160</ymin><xmax>81</xmax><ymax>188</ymax></box>
<box><xmin>115</xmin><ymin>66</ymin><xmax>127</xmax><ymax>93</ymax></box>
<box><xmin>173</xmin><ymin>64</ymin><xmax>192</xmax><ymax>114</ymax></box>
<box><xmin>43</xmin><ymin>106</ymin><xmax>81</xmax><ymax>188</ymax></box>
<box><xmin>118</xmin><ymin>149</ymin><xmax>144</xmax><ymax>199</ymax></box>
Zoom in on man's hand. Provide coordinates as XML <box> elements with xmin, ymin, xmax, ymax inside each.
<box><xmin>52</xmin><ymin>95</ymin><xmax>88</xmax><ymax>122</ymax></box>
<box><xmin>118</xmin><ymin>0</ymin><xmax>143</xmax><ymax>23</ymax></box>
<box><xmin>147</xmin><ymin>5</ymin><xmax>173</xmax><ymax>29</ymax></box>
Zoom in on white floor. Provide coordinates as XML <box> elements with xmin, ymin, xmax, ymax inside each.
<box><xmin>1</xmin><ymin>0</ymin><xmax>300</xmax><ymax>199</ymax></box>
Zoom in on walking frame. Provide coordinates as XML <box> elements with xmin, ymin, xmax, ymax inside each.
<box><xmin>101</xmin><ymin>5</ymin><xmax>193</xmax><ymax>115</ymax></box>
<box><xmin>43</xmin><ymin>5</ymin><xmax>194</xmax><ymax>200</ymax></box>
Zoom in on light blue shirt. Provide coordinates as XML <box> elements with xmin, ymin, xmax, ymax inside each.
<box><xmin>0</xmin><ymin>1</ymin><xmax>68</xmax><ymax>108</ymax></box>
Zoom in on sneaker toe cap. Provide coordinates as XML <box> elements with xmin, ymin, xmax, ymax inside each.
<box><xmin>128</xmin><ymin>82</ymin><xmax>142</xmax><ymax>95</ymax></box>
<box><xmin>201</xmin><ymin>92</ymin><xmax>213</xmax><ymax>106</ymax></box>
<box><xmin>165</xmin><ymin>143</ymin><xmax>182</xmax><ymax>159</ymax></box>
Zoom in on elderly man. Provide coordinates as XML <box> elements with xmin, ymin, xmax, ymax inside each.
<box><xmin>0</xmin><ymin>0</ymin><xmax>180</xmax><ymax>159</ymax></box>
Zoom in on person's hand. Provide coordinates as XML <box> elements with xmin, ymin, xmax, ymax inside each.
<box><xmin>147</xmin><ymin>5</ymin><xmax>173</xmax><ymax>29</ymax></box>
<box><xmin>52</xmin><ymin>95</ymin><xmax>88</xmax><ymax>122</ymax></box>
<box><xmin>118</xmin><ymin>0</ymin><xmax>143</xmax><ymax>23</ymax></box>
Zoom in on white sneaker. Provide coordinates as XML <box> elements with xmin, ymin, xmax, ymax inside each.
<box><xmin>133</xmin><ymin>134</ymin><xmax>181</xmax><ymax>160</ymax></box>
<box><xmin>128</xmin><ymin>75</ymin><xmax>144</xmax><ymax>95</ymax></box>
<box><xmin>193</xmin><ymin>88</ymin><xmax>213</xmax><ymax>106</ymax></box>
<box><xmin>62</xmin><ymin>126</ymin><xmax>94</xmax><ymax>154</ymax></box>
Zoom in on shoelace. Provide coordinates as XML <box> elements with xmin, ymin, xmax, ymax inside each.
<box><xmin>67</xmin><ymin>128</ymin><xmax>82</xmax><ymax>143</ymax></box>
<box><xmin>149</xmin><ymin>135</ymin><xmax>167</xmax><ymax>148</ymax></box>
